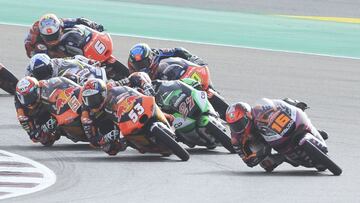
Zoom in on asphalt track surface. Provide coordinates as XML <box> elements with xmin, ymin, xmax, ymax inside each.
<box><xmin>0</xmin><ymin>16</ymin><xmax>360</xmax><ymax>203</ymax></box>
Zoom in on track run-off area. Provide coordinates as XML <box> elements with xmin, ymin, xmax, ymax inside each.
<box><xmin>0</xmin><ymin>1</ymin><xmax>359</xmax><ymax>202</ymax></box>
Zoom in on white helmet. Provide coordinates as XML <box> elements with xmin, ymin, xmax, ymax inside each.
<box><xmin>39</xmin><ymin>13</ymin><xmax>63</xmax><ymax>45</ymax></box>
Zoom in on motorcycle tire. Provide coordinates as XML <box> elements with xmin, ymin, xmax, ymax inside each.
<box><xmin>302</xmin><ymin>139</ymin><xmax>342</xmax><ymax>176</ymax></box>
<box><xmin>206</xmin><ymin>121</ymin><xmax>236</xmax><ymax>153</ymax></box>
<box><xmin>0</xmin><ymin>66</ymin><xmax>18</xmax><ymax>95</ymax></box>
<box><xmin>151</xmin><ymin>123</ymin><xmax>190</xmax><ymax>161</ymax></box>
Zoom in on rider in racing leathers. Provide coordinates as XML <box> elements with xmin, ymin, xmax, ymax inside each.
<box><xmin>24</xmin><ymin>13</ymin><xmax>104</xmax><ymax>58</ymax></box>
<box><xmin>127</xmin><ymin>43</ymin><xmax>229</xmax><ymax>120</ymax></box>
<box><xmin>80</xmin><ymin>78</ymin><xmax>127</xmax><ymax>155</ymax></box>
<box><xmin>25</xmin><ymin>53</ymin><xmax>101</xmax><ymax>82</ymax></box>
<box><xmin>15</xmin><ymin>76</ymin><xmax>61</xmax><ymax>145</ymax></box>
<box><xmin>225</xmin><ymin>98</ymin><xmax>329</xmax><ymax>172</ymax></box>
<box><xmin>127</xmin><ymin>43</ymin><xmax>206</xmax><ymax>75</ymax></box>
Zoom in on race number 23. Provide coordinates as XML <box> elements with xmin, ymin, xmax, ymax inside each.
<box><xmin>271</xmin><ymin>113</ymin><xmax>291</xmax><ymax>134</ymax></box>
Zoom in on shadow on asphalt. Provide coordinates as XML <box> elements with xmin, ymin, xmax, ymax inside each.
<box><xmin>186</xmin><ymin>148</ymin><xmax>230</xmax><ymax>155</ymax></box>
<box><xmin>0</xmin><ymin>143</ymin><xmax>96</xmax><ymax>151</ymax></box>
<box><xmin>36</xmin><ymin>154</ymin><xmax>181</xmax><ymax>163</ymax></box>
<box><xmin>189</xmin><ymin>169</ymin><xmax>333</xmax><ymax>177</ymax></box>
<box><xmin>0</xmin><ymin>93</ymin><xmax>13</xmax><ymax>97</ymax></box>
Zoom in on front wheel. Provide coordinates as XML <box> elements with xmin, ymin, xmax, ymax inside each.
<box><xmin>151</xmin><ymin>123</ymin><xmax>190</xmax><ymax>161</ymax></box>
<box><xmin>302</xmin><ymin>140</ymin><xmax>342</xmax><ymax>176</ymax></box>
<box><xmin>206</xmin><ymin>120</ymin><xmax>235</xmax><ymax>153</ymax></box>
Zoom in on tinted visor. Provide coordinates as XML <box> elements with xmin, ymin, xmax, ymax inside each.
<box><xmin>228</xmin><ymin>116</ymin><xmax>249</xmax><ymax>134</ymax></box>
<box><xmin>132</xmin><ymin>57</ymin><xmax>151</xmax><ymax>72</ymax></box>
<box><xmin>32</xmin><ymin>65</ymin><xmax>53</xmax><ymax>80</ymax></box>
<box><xmin>83</xmin><ymin>94</ymin><xmax>104</xmax><ymax>109</ymax></box>
<box><xmin>17</xmin><ymin>92</ymin><xmax>39</xmax><ymax>107</ymax></box>
<box><xmin>41</xmin><ymin>29</ymin><xmax>61</xmax><ymax>44</ymax></box>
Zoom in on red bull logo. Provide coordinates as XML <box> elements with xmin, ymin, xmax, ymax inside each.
<box><xmin>55</xmin><ymin>87</ymin><xmax>76</xmax><ymax>113</ymax></box>
<box><xmin>116</xmin><ymin>95</ymin><xmax>137</xmax><ymax>117</ymax></box>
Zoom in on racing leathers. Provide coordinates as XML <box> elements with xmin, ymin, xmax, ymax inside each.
<box><xmin>80</xmin><ymin>83</ymin><xmax>128</xmax><ymax>155</ymax></box>
<box><xmin>26</xmin><ymin>55</ymin><xmax>105</xmax><ymax>83</ymax></box>
<box><xmin>151</xmin><ymin>57</ymin><xmax>229</xmax><ymax>120</ymax></box>
<box><xmin>128</xmin><ymin>47</ymin><xmax>206</xmax><ymax>74</ymax></box>
<box><xmin>15</xmin><ymin>77</ymin><xmax>84</xmax><ymax>145</ymax></box>
<box><xmin>231</xmin><ymin>98</ymin><xmax>326</xmax><ymax>172</ymax></box>
<box><xmin>25</xmin><ymin>17</ymin><xmax>104</xmax><ymax>58</ymax></box>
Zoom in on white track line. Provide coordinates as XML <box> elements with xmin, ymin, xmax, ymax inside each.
<box><xmin>1</xmin><ymin>21</ymin><xmax>359</xmax><ymax>61</ymax></box>
<box><xmin>0</xmin><ymin>150</ymin><xmax>56</xmax><ymax>200</ymax></box>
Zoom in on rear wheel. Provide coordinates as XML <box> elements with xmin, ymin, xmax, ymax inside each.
<box><xmin>0</xmin><ymin>66</ymin><xmax>18</xmax><ymax>95</ymax></box>
<box><xmin>302</xmin><ymin>140</ymin><xmax>342</xmax><ymax>176</ymax></box>
<box><xmin>206</xmin><ymin>121</ymin><xmax>235</xmax><ymax>153</ymax></box>
<box><xmin>151</xmin><ymin>123</ymin><xmax>190</xmax><ymax>161</ymax></box>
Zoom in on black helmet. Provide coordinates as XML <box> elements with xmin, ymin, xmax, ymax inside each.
<box><xmin>128</xmin><ymin>43</ymin><xmax>154</xmax><ymax>72</ymax></box>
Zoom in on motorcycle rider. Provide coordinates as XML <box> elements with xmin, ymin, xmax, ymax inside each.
<box><xmin>25</xmin><ymin>53</ymin><xmax>102</xmax><ymax>82</ymax></box>
<box><xmin>225</xmin><ymin>98</ymin><xmax>328</xmax><ymax>172</ymax></box>
<box><xmin>80</xmin><ymin>78</ymin><xmax>127</xmax><ymax>155</ymax></box>
<box><xmin>25</xmin><ymin>13</ymin><xmax>104</xmax><ymax>58</ymax></box>
<box><xmin>15</xmin><ymin>76</ymin><xmax>60</xmax><ymax>145</ymax></box>
<box><xmin>127</xmin><ymin>43</ymin><xmax>206</xmax><ymax>75</ymax></box>
<box><xmin>128</xmin><ymin>43</ymin><xmax>229</xmax><ymax>120</ymax></box>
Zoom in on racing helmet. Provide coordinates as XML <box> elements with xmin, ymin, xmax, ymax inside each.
<box><xmin>28</xmin><ymin>53</ymin><xmax>53</xmax><ymax>80</ymax></box>
<box><xmin>226</xmin><ymin>102</ymin><xmax>253</xmax><ymax>144</ymax></box>
<box><xmin>81</xmin><ymin>78</ymin><xmax>107</xmax><ymax>111</ymax></box>
<box><xmin>128</xmin><ymin>43</ymin><xmax>154</xmax><ymax>72</ymax></box>
<box><xmin>39</xmin><ymin>13</ymin><xmax>64</xmax><ymax>46</ymax></box>
<box><xmin>16</xmin><ymin>76</ymin><xmax>41</xmax><ymax>109</ymax></box>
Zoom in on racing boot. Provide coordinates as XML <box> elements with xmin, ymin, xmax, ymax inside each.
<box><xmin>283</xmin><ymin>98</ymin><xmax>308</xmax><ymax>111</ymax></box>
<box><xmin>260</xmin><ymin>154</ymin><xmax>285</xmax><ymax>172</ymax></box>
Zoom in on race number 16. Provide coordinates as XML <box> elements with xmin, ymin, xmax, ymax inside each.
<box><xmin>94</xmin><ymin>40</ymin><xmax>106</xmax><ymax>54</ymax></box>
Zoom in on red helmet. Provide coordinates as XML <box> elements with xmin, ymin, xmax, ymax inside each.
<box><xmin>39</xmin><ymin>13</ymin><xmax>64</xmax><ymax>46</ymax></box>
<box><xmin>81</xmin><ymin>78</ymin><xmax>107</xmax><ymax>112</ymax></box>
<box><xmin>16</xmin><ymin>76</ymin><xmax>41</xmax><ymax>109</ymax></box>
<box><xmin>226</xmin><ymin>102</ymin><xmax>253</xmax><ymax>144</ymax></box>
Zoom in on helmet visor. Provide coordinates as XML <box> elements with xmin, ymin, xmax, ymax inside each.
<box><xmin>132</xmin><ymin>58</ymin><xmax>151</xmax><ymax>72</ymax></box>
<box><xmin>17</xmin><ymin>91</ymin><xmax>39</xmax><ymax>107</ymax></box>
<box><xmin>82</xmin><ymin>90</ymin><xmax>104</xmax><ymax>109</ymax></box>
<box><xmin>32</xmin><ymin>65</ymin><xmax>53</xmax><ymax>80</ymax></box>
<box><xmin>228</xmin><ymin>116</ymin><xmax>249</xmax><ymax>134</ymax></box>
<box><xmin>41</xmin><ymin>29</ymin><xmax>61</xmax><ymax>45</ymax></box>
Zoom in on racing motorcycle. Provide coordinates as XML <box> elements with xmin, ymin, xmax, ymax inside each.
<box><xmin>154</xmin><ymin>57</ymin><xmax>229</xmax><ymax>120</ymax></box>
<box><xmin>141</xmin><ymin>77</ymin><xmax>235</xmax><ymax>153</ymax></box>
<box><xmin>113</xmin><ymin>86</ymin><xmax>190</xmax><ymax>161</ymax></box>
<box><xmin>59</xmin><ymin>61</ymin><xmax>107</xmax><ymax>85</ymax></box>
<box><xmin>42</xmin><ymin>24</ymin><xmax>129</xmax><ymax>80</ymax></box>
<box><xmin>242</xmin><ymin>110</ymin><xmax>342</xmax><ymax>176</ymax></box>
<box><xmin>41</xmin><ymin>77</ymin><xmax>88</xmax><ymax>144</ymax></box>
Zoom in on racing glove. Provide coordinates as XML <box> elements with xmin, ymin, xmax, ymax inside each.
<box><xmin>188</xmin><ymin>55</ymin><xmax>207</xmax><ymax>66</ymax></box>
<box><xmin>18</xmin><ymin>115</ymin><xmax>40</xmax><ymax>141</ymax></box>
<box><xmin>77</xmin><ymin>18</ymin><xmax>105</xmax><ymax>32</ymax></box>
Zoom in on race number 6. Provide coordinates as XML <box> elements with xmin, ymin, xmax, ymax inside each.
<box><xmin>94</xmin><ymin>40</ymin><xmax>106</xmax><ymax>54</ymax></box>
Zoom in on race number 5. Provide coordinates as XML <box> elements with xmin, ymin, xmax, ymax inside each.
<box><xmin>94</xmin><ymin>40</ymin><xmax>106</xmax><ymax>54</ymax></box>
<box><xmin>271</xmin><ymin>113</ymin><xmax>291</xmax><ymax>134</ymax></box>
<box><xmin>129</xmin><ymin>103</ymin><xmax>145</xmax><ymax>123</ymax></box>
